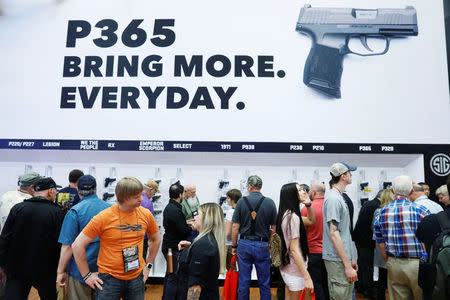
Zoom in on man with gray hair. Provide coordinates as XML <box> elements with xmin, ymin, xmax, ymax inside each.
<box><xmin>231</xmin><ymin>175</ymin><xmax>277</xmax><ymax>300</ymax></box>
<box><xmin>435</xmin><ymin>184</ymin><xmax>449</xmax><ymax>207</ymax></box>
<box><xmin>0</xmin><ymin>172</ymin><xmax>41</xmax><ymax>227</ymax></box>
<box><xmin>373</xmin><ymin>175</ymin><xmax>430</xmax><ymax>300</ymax></box>
<box><xmin>410</xmin><ymin>184</ymin><xmax>443</xmax><ymax>214</ymax></box>
<box><xmin>56</xmin><ymin>175</ymin><xmax>110</xmax><ymax>300</ymax></box>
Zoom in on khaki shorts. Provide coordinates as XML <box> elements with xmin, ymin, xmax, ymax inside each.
<box><xmin>67</xmin><ymin>276</ymin><xmax>96</xmax><ymax>300</ymax></box>
<box><xmin>324</xmin><ymin>260</ymin><xmax>353</xmax><ymax>300</ymax></box>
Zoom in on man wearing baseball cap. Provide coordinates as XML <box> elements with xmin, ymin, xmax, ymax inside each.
<box><xmin>322</xmin><ymin>162</ymin><xmax>358</xmax><ymax>300</ymax></box>
<box><xmin>0</xmin><ymin>177</ymin><xmax>65</xmax><ymax>300</ymax></box>
<box><xmin>0</xmin><ymin>172</ymin><xmax>42</xmax><ymax>228</ymax></box>
<box><xmin>142</xmin><ymin>180</ymin><xmax>159</xmax><ymax>215</ymax></box>
<box><xmin>56</xmin><ymin>175</ymin><xmax>110</xmax><ymax>300</ymax></box>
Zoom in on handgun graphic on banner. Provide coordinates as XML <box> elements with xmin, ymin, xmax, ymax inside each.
<box><xmin>296</xmin><ymin>5</ymin><xmax>418</xmax><ymax>98</ymax></box>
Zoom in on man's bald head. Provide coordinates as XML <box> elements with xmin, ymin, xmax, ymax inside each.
<box><xmin>410</xmin><ymin>184</ymin><xmax>426</xmax><ymax>202</ymax></box>
<box><xmin>310</xmin><ymin>181</ymin><xmax>326</xmax><ymax>199</ymax></box>
<box><xmin>184</xmin><ymin>182</ymin><xmax>197</xmax><ymax>198</ymax></box>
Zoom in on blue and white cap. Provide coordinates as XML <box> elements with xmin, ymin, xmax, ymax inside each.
<box><xmin>330</xmin><ymin>162</ymin><xmax>357</xmax><ymax>177</ymax></box>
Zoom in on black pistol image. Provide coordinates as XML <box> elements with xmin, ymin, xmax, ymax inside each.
<box><xmin>296</xmin><ymin>5</ymin><xmax>418</xmax><ymax>98</ymax></box>
<box><xmin>103</xmin><ymin>192</ymin><xmax>115</xmax><ymax>201</ymax></box>
<box><xmin>104</xmin><ymin>177</ymin><xmax>116</xmax><ymax>188</ymax></box>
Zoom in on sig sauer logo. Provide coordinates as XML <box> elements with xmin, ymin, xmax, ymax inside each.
<box><xmin>430</xmin><ymin>153</ymin><xmax>450</xmax><ymax>176</ymax></box>
<box><xmin>115</xmin><ymin>223</ymin><xmax>142</xmax><ymax>232</ymax></box>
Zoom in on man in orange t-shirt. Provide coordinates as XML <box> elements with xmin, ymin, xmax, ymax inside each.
<box><xmin>72</xmin><ymin>177</ymin><xmax>161</xmax><ymax>300</ymax></box>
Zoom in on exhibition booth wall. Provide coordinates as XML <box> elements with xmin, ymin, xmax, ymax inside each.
<box><xmin>0</xmin><ymin>0</ymin><xmax>449</xmax><ymax>278</ymax></box>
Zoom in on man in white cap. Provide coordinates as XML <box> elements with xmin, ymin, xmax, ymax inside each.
<box><xmin>322</xmin><ymin>162</ymin><xmax>358</xmax><ymax>300</ymax></box>
<box><xmin>0</xmin><ymin>172</ymin><xmax>41</xmax><ymax>228</ymax></box>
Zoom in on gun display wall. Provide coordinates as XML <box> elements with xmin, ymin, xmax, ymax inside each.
<box><xmin>0</xmin><ymin>150</ymin><xmax>426</xmax><ymax>278</ymax></box>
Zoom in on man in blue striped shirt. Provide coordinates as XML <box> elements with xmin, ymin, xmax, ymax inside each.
<box><xmin>373</xmin><ymin>175</ymin><xmax>430</xmax><ymax>300</ymax></box>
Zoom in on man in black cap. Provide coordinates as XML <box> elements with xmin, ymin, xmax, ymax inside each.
<box><xmin>0</xmin><ymin>177</ymin><xmax>65</xmax><ymax>300</ymax></box>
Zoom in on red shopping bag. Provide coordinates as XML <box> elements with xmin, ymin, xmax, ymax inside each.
<box><xmin>299</xmin><ymin>289</ymin><xmax>315</xmax><ymax>300</ymax></box>
<box><xmin>223</xmin><ymin>255</ymin><xmax>239</xmax><ymax>300</ymax></box>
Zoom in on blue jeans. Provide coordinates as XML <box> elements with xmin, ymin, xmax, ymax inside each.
<box><xmin>237</xmin><ymin>239</ymin><xmax>271</xmax><ymax>300</ymax></box>
<box><xmin>96</xmin><ymin>272</ymin><xmax>145</xmax><ymax>300</ymax></box>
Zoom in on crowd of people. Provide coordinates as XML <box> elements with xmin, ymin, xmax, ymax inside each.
<box><xmin>0</xmin><ymin>164</ymin><xmax>448</xmax><ymax>300</ymax></box>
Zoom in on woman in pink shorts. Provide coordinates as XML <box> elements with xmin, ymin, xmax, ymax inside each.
<box><xmin>276</xmin><ymin>183</ymin><xmax>315</xmax><ymax>300</ymax></box>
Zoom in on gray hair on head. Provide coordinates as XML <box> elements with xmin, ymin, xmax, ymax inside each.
<box><xmin>412</xmin><ymin>184</ymin><xmax>424</xmax><ymax>193</ymax></box>
<box><xmin>247</xmin><ymin>175</ymin><xmax>262</xmax><ymax>189</ymax></box>
<box><xmin>392</xmin><ymin>175</ymin><xmax>413</xmax><ymax>197</ymax></box>
<box><xmin>78</xmin><ymin>188</ymin><xmax>96</xmax><ymax>197</ymax></box>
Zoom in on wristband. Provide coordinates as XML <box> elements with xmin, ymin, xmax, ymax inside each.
<box><xmin>305</xmin><ymin>202</ymin><xmax>312</xmax><ymax>207</ymax></box>
<box><xmin>231</xmin><ymin>245</ymin><xmax>238</xmax><ymax>249</ymax></box>
<box><xmin>83</xmin><ymin>271</ymin><xmax>92</xmax><ymax>281</ymax></box>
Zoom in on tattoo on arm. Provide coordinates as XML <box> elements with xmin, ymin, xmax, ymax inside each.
<box><xmin>187</xmin><ymin>285</ymin><xmax>201</xmax><ymax>300</ymax></box>
<box><xmin>329</xmin><ymin>220</ymin><xmax>339</xmax><ymax>232</ymax></box>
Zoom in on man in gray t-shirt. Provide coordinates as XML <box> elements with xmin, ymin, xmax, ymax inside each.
<box><xmin>323</xmin><ymin>162</ymin><xmax>358</xmax><ymax>300</ymax></box>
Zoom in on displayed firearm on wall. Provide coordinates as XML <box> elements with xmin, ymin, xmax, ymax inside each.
<box><xmin>296</xmin><ymin>5</ymin><xmax>418</xmax><ymax>98</ymax></box>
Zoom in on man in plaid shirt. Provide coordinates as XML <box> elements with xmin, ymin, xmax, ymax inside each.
<box><xmin>373</xmin><ymin>175</ymin><xmax>430</xmax><ymax>300</ymax></box>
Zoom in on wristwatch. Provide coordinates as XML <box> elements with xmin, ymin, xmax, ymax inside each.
<box><xmin>146</xmin><ymin>263</ymin><xmax>153</xmax><ymax>270</ymax></box>
<box><xmin>231</xmin><ymin>245</ymin><xmax>238</xmax><ymax>249</ymax></box>
<box><xmin>305</xmin><ymin>202</ymin><xmax>312</xmax><ymax>207</ymax></box>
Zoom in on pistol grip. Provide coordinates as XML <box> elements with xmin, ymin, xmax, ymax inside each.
<box><xmin>303</xmin><ymin>44</ymin><xmax>344</xmax><ymax>98</ymax></box>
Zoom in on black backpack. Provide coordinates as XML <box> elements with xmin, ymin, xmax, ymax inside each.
<box><xmin>430</xmin><ymin>211</ymin><xmax>450</xmax><ymax>299</ymax></box>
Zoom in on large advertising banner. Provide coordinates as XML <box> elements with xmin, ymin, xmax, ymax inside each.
<box><xmin>0</xmin><ymin>0</ymin><xmax>449</xmax><ymax>145</ymax></box>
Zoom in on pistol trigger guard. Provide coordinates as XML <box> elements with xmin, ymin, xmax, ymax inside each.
<box><xmin>360</xmin><ymin>35</ymin><xmax>373</xmax><ymax>52</ymax></box>
<box><xmin>347</xmin><ymin>35</ymin><xmax>390</xmax><ymax>57</ymax></box>
<box><xmin>384</xmin><ymin>37</ymin><xmax>391</xmax><ymax>54</ymax></box>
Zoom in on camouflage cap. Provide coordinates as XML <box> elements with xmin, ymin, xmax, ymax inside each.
<box><xmin>19</xmin><ymin>172</ymin><xmax>42</xmax><ymax>187</ymax></box>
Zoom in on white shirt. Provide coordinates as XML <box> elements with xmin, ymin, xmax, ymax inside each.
<box><xmin>415</xmin><ymin>195</ymin><xmax>443</xmax><ymax>214</ymax></box>
<box><xmin>225</xmin><ymin>208</ymin><xmax>235</xmax><ymax>246</ymax></box>
<box><xmin>0</xmin><ymin>190</ymin><xmax>32</xmax><ymax>227</ymax></box>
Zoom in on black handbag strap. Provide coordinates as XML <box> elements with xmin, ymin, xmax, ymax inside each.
<box><xmin>242</xmin><ymin>196</ymin><xmax>265</xmax><ymax>235</ymax></box>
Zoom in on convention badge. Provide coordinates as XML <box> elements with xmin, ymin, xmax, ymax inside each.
<box><xmin>122</xmin><ymin>245</ymin><xmax>140</xmax><ymax>272</ymax></box>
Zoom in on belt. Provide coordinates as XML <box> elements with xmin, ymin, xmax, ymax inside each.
<box><xmin>386</xmin><ymin>253</ymin><xmax>420</xmax><ymax>259</ymax></box>
<box><xmin>242</xmin><ymin>236</ymin><xmax>268</xmax><ymax>242</ymax></box>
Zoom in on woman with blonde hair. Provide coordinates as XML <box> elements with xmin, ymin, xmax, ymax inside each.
<box><xmin>178</xmin><ymin>202</ymin><xmax>226</xmax><ymax>300</ymax></box>
<box><xmin>372</xmin><ymin>189</ymin><xmax>394</xmax><ymax>300</ymax></box>
<box><xmin>379</xmin><ymin>189</ymin><xmax>395</xmax><ymax>208</ymax></box>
